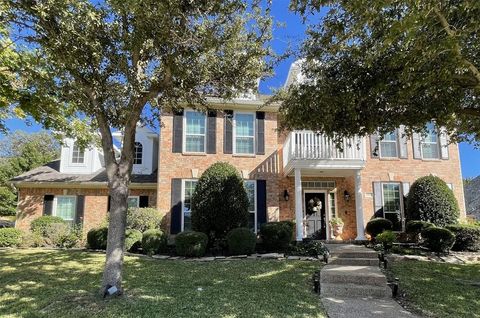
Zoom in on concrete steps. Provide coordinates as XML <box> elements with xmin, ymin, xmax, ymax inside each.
<box><xmin>329</xmin><ymin>257</ymin><xmax>379</xmax><ymax>266</ymax></box>
<box><xmin>320</xmin><ymin>265</ymin><xmax>387</xmax><ymax>286</ymax></box>
<box><xmin>321</xmin><ymin>283</ymin><xmax>391</xmax><ymax>299</ymax></box>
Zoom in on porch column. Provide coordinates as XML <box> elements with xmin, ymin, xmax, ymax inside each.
<box><xmin>355</xmin><ymin>169</ymin><xmax>366</xmax><ymax>240</ymax></box>
<box><xmin>294</xmin><ymin>168</ymin><xmax>303</xmax><ymax>241</ymax></box>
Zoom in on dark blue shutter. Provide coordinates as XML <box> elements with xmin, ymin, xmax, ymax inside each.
<box><xmin>43</xmin><ymin>195</ymin><xmax>54</xmax><ymax>216</ymax></box>
<box><xmin>75</xmin><ymin>195</ymin><xmax>85</xmax><ymax>225</ymax></box>
<box><xmin>139</xmin><ymin>195</ymin><xmax>149</xmax><ymax>208</ymax></box>
<box><xmin>107</xmin><ymin>195</ymin><xmax>111</xmax><ymax>212</ymax></box>
<box><xmin>256</xmin><ymin>112</ymin><xmax>265</xmax><ymax>155</ymax></box>
<box><xmin>224</xmin><ymin>110</ymin><xmax>233</xmax><ymax>154</ymax></box>
<box><xmin>207</xmin><ymin>110</ymin><xmax>217</xmax><ymax>154</ymax></box>
<box><xmin>256</xmin><ymin>180</ymin><xmax>267</xmax><ymax>231</ymax></box>
<box><xmin>170</xmin><ymin>179</ymin><xmax>182</xmax><ymax>234</ymax></box>
<box><xmin>172</xmin><ymin>110</ymin><xmax>184</xmax><ymax>153</ymax></box>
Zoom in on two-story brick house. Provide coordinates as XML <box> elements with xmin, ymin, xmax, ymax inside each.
<box><xmin>12</xmin><ymin>62</ymin><xmax>467</xmax><ymax>240</ymax></box>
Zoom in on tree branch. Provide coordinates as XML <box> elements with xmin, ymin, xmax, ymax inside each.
<box><xmin>459</xmin><ymin>107</ymin><xmax>480</xmax><ymax>117</ymax></box>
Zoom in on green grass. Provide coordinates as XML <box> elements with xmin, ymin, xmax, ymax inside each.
<box><xmin>0</xmin><ymin>249</ymin><xmax>325</xmax><ymax>318</ymax></box>
<box><xmin>390</xmin><ymin>260</ymin><xmax>480</xmax><ymax>318</ymax></box>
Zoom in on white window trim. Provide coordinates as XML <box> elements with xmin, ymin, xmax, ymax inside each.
<box><xmin>420</xmin><ymin>125</ymin><xmax>440</xmax><ymax>160</ymax></box>
<box><xmin>181</xmin><ymin>179</ymin><xmax>198</xmax><ymax>232</ymax></box>
<box><xmin>233</xmin><ymin>111</ymin><xmax>256</xmax><ymax>155</ymax></box>
<box><xmin>133</xmin><ymin>142</ymin><xmax>143</xmax><ymax>165</ymax></box>
<box><xmin>328</xmin><ymin>191</ymin><xmax>337</xmax><ymax>220</ymax></box>
<box><xmin>128</xmin><ymin>196</ymin><xmax>140</xmax><ymax>208</ymax></box>
<box><xmin>381</xmin><ymin>182</ymin><xmax>404</xmax><ymax>232</ymax></box>
<box><xmin>183</xmin><ymin>110</ymin><xmax>207</xmax><ymax>154</ymax></box>
<box><xmin>245</xmin><ymin>180</ymin><xmax>257</xmax><ymax>233</ymax></box>
<box><xmin>53</xmin><ymin>195</ymin><xmax>77</xmax><ymax>221</ymax></box>
<box><xmin>379</xmin><ymin>131</ymin><xmax>399</xmax><ymax>158</ymax></box>
<box><xmin>70</xmin><ymin>142</ymin><xmax>86</xmax><ymax>166</ymax></box>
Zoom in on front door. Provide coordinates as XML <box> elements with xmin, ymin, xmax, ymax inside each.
<box><xmin>304</xmin><ymin>192</ymin><xmax>327</xmax><ymax>239</ymax></box>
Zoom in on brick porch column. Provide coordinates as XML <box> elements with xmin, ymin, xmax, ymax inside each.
<box><xmin>294</xmin><ymin>168</ymin><xmax>304</xmax><ymax>241</ymax></box>
<box><xmin>355</xmin><ymin>169</ymin><xmax>366</xmax><ymax>240</ymax></box>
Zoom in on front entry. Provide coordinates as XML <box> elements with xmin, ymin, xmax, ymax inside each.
<box><xmin>304</xmin><ymin>192</ymin><xmax>327</xmax><ymax>239</ymax></box>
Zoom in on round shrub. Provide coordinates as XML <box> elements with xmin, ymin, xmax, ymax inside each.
<box><xmin>287</xmin><ymin>240</ymin><xmax>328</xmax><ymax>258</ymax></box>
<box><xmin>260</xmin><ymin>221</ymin><xmax>294</xmax><ymax>252</ymax></box>
<box><xmin>376</xmin><ymin>230</ymin><xmax>396</xmax><ymax>251</ymax></box>
<box><xmin>141</xmin><ymin>229</ymin><xmax>167</xmax><ymax>255</ymax></box>
<box><xmin>0</xmin><ymin>228</ymin><xmax>22</xmax><ymax>247</ymax></box>
<box><xmin>175</xmin><ymin>231</ymin><xmax>208</xmax><ymax>257</ymax></box>
<box><xmin>421</xmin><ymin>227</ymin><xmax>455</xmax><ymax>254</ymax></box>
<box><xmin>406</xmin><ymin>175</ymin><xmax>460</xmax><ymax>227</ymax></box>
<box><xmin>406</xmin><ymin>220</ymin><xmax>434</xmax><ymax>242</ymax></box>
<box><xmin>86</xmin><ymin>227</ymin><xmax>108</xmax><ymax>250</ymax></box>
<box><xmin>126</xmin><ymin>207</ymin><xmax>163</xmax><ymax>232</ymax></box>
<box><xmin>191</xmin><ymin>162</ymin><xmax>249</xmax><ymax>240</ymax></box>
<box><xmin>125</xmin><ymin>229</ymin><xmax>143</xmax><ymax>252</ymax></box>
<box><xmin>226</xmin><ymin>227</ymin><xmax>256</xmax><ymax>255</ymax></box>
<box><xmin>31</xmin><ymin>216</ymin><xmax>66</xmax><ymax>236</ymax></box>
<box><xmin>41</xmin><ymin>223</ymin><xmax>82</xmax><ymax>248</ymax></box>
<box><xmin>366</xmin><ymin>218</ymin><xmax>393</xmax><ymax>238</ymax></box>
<box><xmin>445</xmin><ymin>224</ymin><xmax>480</xmax><ymax>252</ymax></box>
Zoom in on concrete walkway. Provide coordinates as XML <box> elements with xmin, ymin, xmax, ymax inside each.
<box><xmin>320</xmin><ymin>244</ymin><xmax>418</xmax><ymax>318</ymax></box>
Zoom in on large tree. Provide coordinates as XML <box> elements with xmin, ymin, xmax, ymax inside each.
<box><xmin>5</xmin><ymin>0</ymin><xmax>272</xmax><ymax>294</ymax></box>
<box><xmin>280</xmin><ymin>0</ymin><xmax>480</xmax><ymax>143</ymax></box>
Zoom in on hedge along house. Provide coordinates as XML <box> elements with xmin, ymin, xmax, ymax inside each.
<box><xmin>12</xmin><ymin>61</ymin><xmax>467</xmax><ymax>240</ymax></box>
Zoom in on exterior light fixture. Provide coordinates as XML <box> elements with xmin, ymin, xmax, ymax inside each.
<box><xmin>283</xmin><ymin>190</ymin><xmax>290</xmax><ymax>201</ymax></box>
<box><xmin>344</xmin><ymin>190</ymin><xmax>350</xmax><ymax>202</ymax></box>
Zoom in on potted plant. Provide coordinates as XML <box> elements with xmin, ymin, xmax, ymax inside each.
<box><xmin>329</xmin><ymin>217</ymin><xmax>344</xmax><ymax>240</ymax></box>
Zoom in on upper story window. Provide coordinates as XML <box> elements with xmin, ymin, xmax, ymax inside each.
<box><xmin>134</xmin><ymin>142</ymin><xmax>143</xmax><ymax>164</ymax></box>
<box><xmin>234</xmin><ymin>112</ymin><xmax>255</xmax><ymax>154</ymax></box>
<box><xmin>244</xmin><ymin>180</ymin><xmax>257</xmax><ymax>232</ymax></box>
<box><xmin>421</xmin><ymin>122</ymin><xmax>439</xmax><ymax>159</ymax></box>
<box><xmin>184</xmin><ymin>111</ymin><xmax>206</xmax><ymax>153</ymax></box>
<box><xmin>379</xmin><ymin>131</ymin><xmax>398</xmax><ymax>158</ymax></box>
<box><xmin>71</xmin><ymin>143</ymin><xmax>85</xmax><ymax>164</ymax></box>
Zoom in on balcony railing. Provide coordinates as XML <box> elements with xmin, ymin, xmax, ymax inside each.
<box><xmin>283</xmin><ymin>131</ymin><xmax>366</xmax><ymax>171</ymax></box>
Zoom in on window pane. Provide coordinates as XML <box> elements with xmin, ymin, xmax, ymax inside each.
<box><xmin>245</xmin><ymin>181</ymin><xmax>255</xmax><ymax>212</ymax></box>
<box><xmin>422</xmin><ymin>143</ymin><xmax>439</xmax><ymax>159</ymax></box>
<box><xmin>424</xmin><ymin>122</ymin><xmax>438</xmax><ymax>143</ymax></box>
<box><xmin>56</xmin><ymin>197</ymin><xmax>76</xmax><ymax>221</ymax></box>
<box><xmin>183</xmin><ymin>181</ymin><xmax>198</xmax><ymax>231</ymax></box>
<box><xmin>382</xmin><ymin>183</ymin><xmax>403</xmax><ymax>231</ymax></box>
<box><xmin>134</xmin><ymin>142</ymin><xmax>143</xmax><ymax>164</ymax></box>
<box><xmin>236</xmin><ymin>137</ymin><xmax>254</xmax><ymax>154</ymax></box>
<box><xmin>186</xmin><ymin>112</ymin><xmax>206</xmax><ymax>134</ymax></box>
<box><xmin>380</xmin><ymin>141</ymin><xmax>397</xmax><ymax>157</ymax></box>
<box><xmin>235</xmin><ymin>114</ymin><xmax>254</xmax><ymax>137</ymax></box>
<box><xmin>72</xmin><ymin>143</ymin><xmax>85</xmax><ymax>164</ymax></box>
<box><xmin>329</xmin><ymin>192</ymin><xmax>336</xmax><ymax>219</ymax></box>
<box><xmin>127</xmin><ymin>197</ymin><xmax>139</xmax><ymax>208</ymax></box>
<box><xmin>186</xmin><ymin>135</ymin><xmax>205</xmax><ymax>153</ymax></box>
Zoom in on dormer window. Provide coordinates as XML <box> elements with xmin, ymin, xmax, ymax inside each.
<box><xmin>72</xmin><ymin>143</ymin><xmax>85</xmax><ymax>164</ymax></box>
<box><xmin>134</xmin><ymin>142</ymin><xmax>143</xmax><ymax>164</ymax></box>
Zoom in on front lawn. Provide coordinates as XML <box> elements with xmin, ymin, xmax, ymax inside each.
<box><xmin>390</xmin><ymin>260</ymin><xmax>480</xmax><ymax>318</ymax></box>
<box><xmin>0</xmin><ymin>249</ymin><xmax>325</xmax><ymax>318</ymax></box>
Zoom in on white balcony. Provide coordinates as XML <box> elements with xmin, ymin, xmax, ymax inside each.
<box><xmin>282</xmin><ymin>131</ymin><xmax>367</xmax><ymax>176</ymax></box>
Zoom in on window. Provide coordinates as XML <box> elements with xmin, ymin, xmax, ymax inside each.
<box><xmin>127</xmin><ymin>196</ymin><xmax>140</xmax><ymax>208</ymax></box>
<box><xmin>71</xmin><ymin>143</ymin><xmax>85</xmax><ymax>164</ymax></box>
<box><xmin>54</xmin><ymin>196</ymin><xmax>76</xmax><ymax>222</ymax></box>
<box><xmin>184</xmin><ymin>111</ymin><xmax>206</xmax><ymax>153</ymax></box>
<box><xmin>421</xmin><ymin>122</ymin><xmax>440</xmax><ymax>159</ymax></box>
<box><xmin>382</xmin><ymin>183</ymin><xmax>403</xmax><ymax>231</ymax></box>
<box><xmin>245</xmin><ymin>180</ymin><xmax>257</xmax><ymax>232</ymax></box>
<box><xmin>379</xmin><ymin>131</ymin><xmax>398</xmax><ymax>158</ymax></box>
<box><xmin>134</xmin><ymin>142</ymin><xmax>143</xmax><ymax>164</ymax></box>
<box><xmin>329</xmin><ymin>192</ymin><xmax>336</xmax><ymax>220</ymax></box>
<box><xmin>234</xmin><ymin>113</ymin><xmax>255</xmax><ymax>154</ymax></box>
<box><xmin>182</xmin><ymin>180</ymin><xmax>198</xmax><ymax>231</ymax></box>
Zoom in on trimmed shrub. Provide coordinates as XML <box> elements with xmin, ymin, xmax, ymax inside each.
<box><xmin>126</xmin><ymin>207</ymin><xmax>163</xmax><ymax>232</ymax></box>
<box><xmin>421</xmin><ymin>227</ymin><xmax>455</xmax><ymax>254</ymax></box>
<box><xmin>87</xmin><ymin>227</ymin><xmax>108</xmax><ymax>250</ymax></box>
<box><xmin>260</xmin><ymin>221</ymin><xmax>294</xmax><ymax>252</ymax></box>
<box><xmin>40</xmin><ymin>223</ymin><xmax>82</xmax><ymax>248</ymax></box>
<box><xmin>31</xmin><ymin>216</ymin><xmax>66</xmax><ymax>236</ymax></box>
<box><xmin>125</xmin><ymin>229</ymin><xmax>143</xmax><ymax>252</ymax></box>
<box><xmin>406</xmin><ymin>175</ymin><xmax>460</xmax><ymax>227</ymax></box>
<box><xmin>376</xmin><ymin>230</ymin><xmax>396</xmax><ymax>251</ymax></box>
<box><xmin>288</xmin><ymin>240</ymin><xmax>328</xmax><ymax>258</ymax></box>
<box><xmin>445</xmin><ymin>224</ymin><xmax>480</xmax><ymax>252</ymax></box>
<box><xmin>0</xmin><ymin>228</ymin><xmax>22</xmax><ymax>247</ymax></box>
<box><xmin>191</xmin><ymin>162</ymin><xmax>249</xmax><ymax>241</ymax></box>
<box><xmin>175</xmin><ymin>231</ymin><xmax>208</xmax><ymax>257</ymax></box>
<box><xmin>141</xmin><ymin>229</ymin><xmax>167</xmax><ymax>255</ymax></box>
<box><xmin>366</xmin><ymin>218</ymin><xmax>393</xmax><ymax>238</ymax></box>
<box><xmin>226</xmin><ymin>227</ymin><xmax>256</xmax><ymax>255</ymax></box>
<box><xmin>405</xmin><ymin>220</ymin><xmax>434</xmax><ymax>243</ymax></box>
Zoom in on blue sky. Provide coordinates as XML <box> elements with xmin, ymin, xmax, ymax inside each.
<box><xmin>1</xmin><ymin>2</ymin><xmax>479</xmax><ymax>178</ymax></box>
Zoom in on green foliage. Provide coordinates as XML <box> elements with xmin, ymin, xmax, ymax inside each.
<box><xmin>445</xmin><ymin>224</ymin><xmax>480</xmax><ymax>252</ymax></box>
<box><xmin>86</xmin><ymin>227</ymin><xmax>108</xmax><ymax>250</ymax></box>
<box><xmin>191</xmin><ymin>162</ymin><xmax>249</xmax><ymax>240</ymax></box>
<box><xmin>125</xmin><ymin>229</ymin><xmax>142</xmax><ymax>252</ymax></box>
<box><xmin>39</xmin><ymin>223</ymin><xmax>82</xmax><ymax>248</ymax></box>
<box><xmin>365</xmin><ymin>218</ymin><xmax>393</xmax><ymax>238</ymax></box>
<box><xmin>376</xmin><ymin>230</ymin><xmax>397</xmax><ymax>251</ymax></box>
<box><xmin>0</xmin><ymin>187</ymin><xmax>17</xmax><ymax>216</ymax></box>
<box><xmin>287</xmin><ymin>240</ymin><xmax>328</xmax><ymax>258</ymax></box>
<box><xmin>259</xmin><ymin>221</ymin><xmax>294</xmax><ymax>252</ymax></box>
<box><xmin>226</xmin><ymin>227</ymin><xmax>256</xmax><ymax>255</ymax></box>
<box><xmin>407</xmin><ymin>176</ymin><xmax>460</xmax><ymax>227</ymax></box>
<box><xmin>0</xmin><ymin>228</ymin><xmax>22</xmax><ymax>247</ymax></box>
<box><xmin>141</xmin><ymin>229</ymin><xmax>167</xmax><ymax>256</ymax></box>
<box><xmin>126</xmin><ymin>208</ymin><xmax>163</xmax><ymax>232</ymax></box>
<box><xmin>31</xmin><ymin>216</ymin><xmax>66</xmax><ymax>236</ymax></box>
<box><xmin>421</xmin><ymin>227</ymin><xmax>455</xmax><ymax>254</ymax></box>
<box><xmin>175</xmin><ymin>231</ymin><xmax>208</xmax><ymax>257</ymax></box>
<box><xmin>406</xmin><ymin>220</ymin><xmax>434</xmax><ymax>243</ymax></box>
<box><xmin>282</xmin><ymin>1</ymin><xmax>480</xmax><ymax>146</ymax></box>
